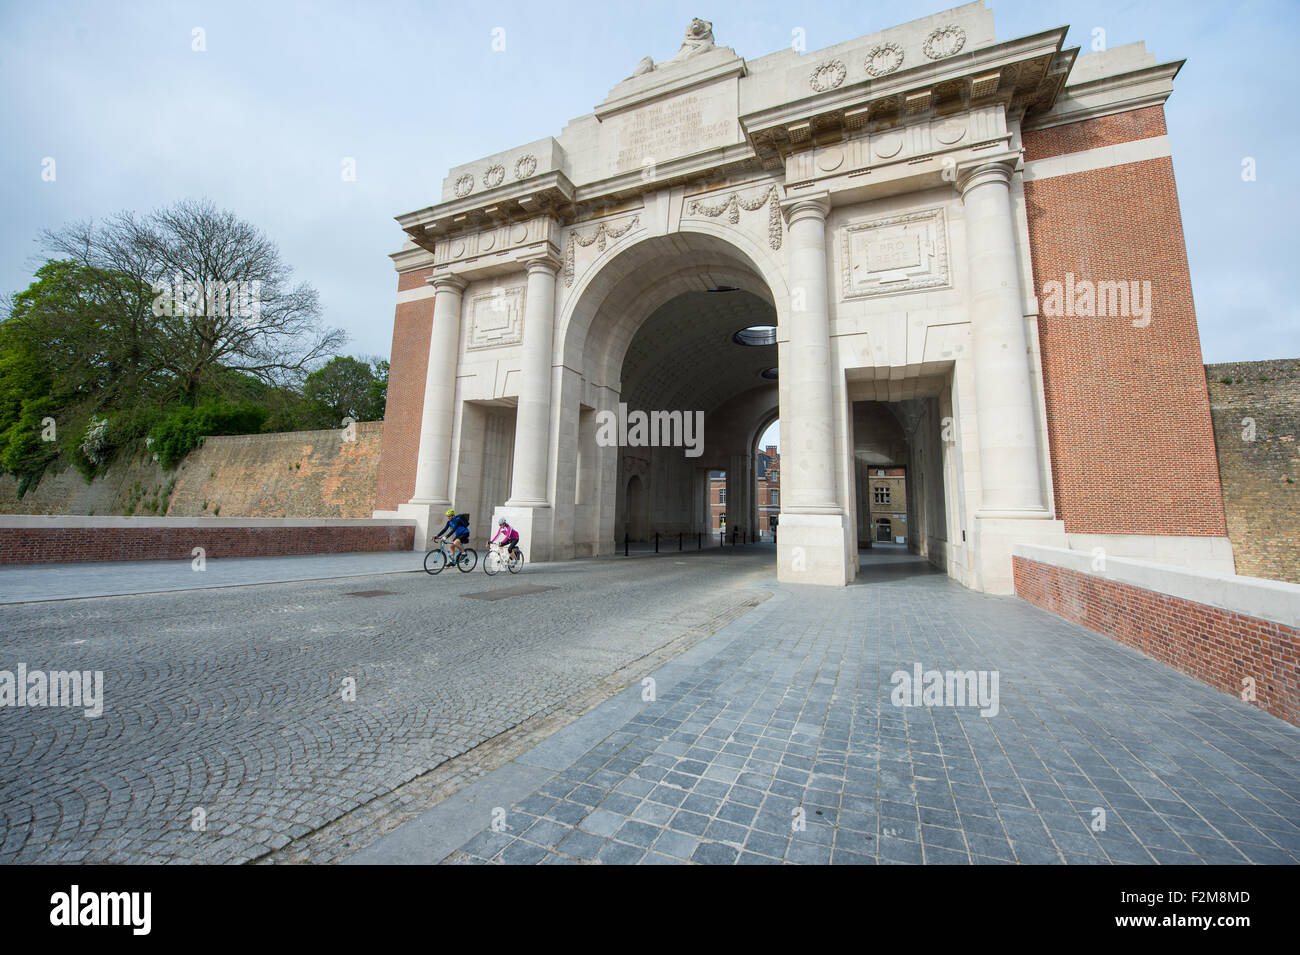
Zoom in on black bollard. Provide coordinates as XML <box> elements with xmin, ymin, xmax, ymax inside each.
<box><xmin>624</xmin><ymin>533</ymin><xmax>628</xmax><ymax>557</ymax></box>
<box><xmin>654</xmin><ymin>532</ymin><xmax>659</xmax><ymax>554</ymax></box>
<box><xmin>678</xmin><ymin>532</ymin><xmax>682</xmax><ymax>551</ymax></box>
<box><xmin>697</xmin><ymin>532</ymin><xmax>701</xmax><ymax>551</ymax></box>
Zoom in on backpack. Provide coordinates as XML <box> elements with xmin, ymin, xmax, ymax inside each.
<box><xmin>452</xmin><ymin>513</ymin><xmax>470</xmax><ymax>533</ymax></box>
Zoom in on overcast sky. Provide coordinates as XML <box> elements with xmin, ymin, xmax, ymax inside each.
<box><xmin>1</xmin><ymin>0</ymin><xmax>1295</xmax><ymax>370</ymax></box>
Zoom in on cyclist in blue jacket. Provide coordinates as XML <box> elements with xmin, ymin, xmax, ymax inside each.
<box><xmin>434</xmin><ymin>508</ymin><xmax>471</xmax><ymax>560</ymax></box>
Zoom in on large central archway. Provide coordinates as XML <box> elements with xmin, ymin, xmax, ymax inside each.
<box><xmin>556</xmin><ymin>228</ymin><xmax>784</xmax><ymax>559</ymax></box>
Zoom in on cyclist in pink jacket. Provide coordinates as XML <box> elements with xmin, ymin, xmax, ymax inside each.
<box><xmin>491</xmin><ymin>518</ymin><xmax>522</xmax><ymax>560</ymax></box>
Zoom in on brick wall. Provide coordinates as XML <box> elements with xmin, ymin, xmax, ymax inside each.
<box><xmin>1205</xmin><ymin>359</ymin><xmax>1300</xmax><ymax>583</ymax></box>
<box><xmin>1022</xmin><ymin>106</ymin><xmax>1169</xmax><ymax>162</ymax></box>
<box><xmin>1023</xmin><ymin>106</ymin><xmax>1227</xmax><ymax>537</ymax></box>
<box><xmin>374</xmin><ymin>267</ymin><xmax>434</xmax><ymax>510</ymax></box>
<box><xmin>0</xmin><ymin>522</ymin><xmax>414</xmax><ymax>565</ymax></box>
<box><xmin>1013</xmin><ymin>555</ymin><xmax>1299</xmax><ymax>727</ymax></box>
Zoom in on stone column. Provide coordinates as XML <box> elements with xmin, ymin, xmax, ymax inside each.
<box><xmin>496</xmin><ymin>252</ymin><xmax>561</xmax><ymax>560</ymax></box>
<box><xmin>783</xmin><ymin>197</ymin><xmax>839</xmax><ymax>511</ymax></box>
<box><xmin>506</xmin><ymin>253</ymin><xmax>561</xmax><ymax>506</ymax></box>
<box><xmin>956</xmin><ymin>161</ymin><xmax>1046</xmax><ymax>515</ymax></box>
<box><xmin>410</xmin><ymin>274</ymin><xmax>468</xmax><ymax>507</ymax></box>
<box><xmin>776</xmin><ymin>195</ymin><xmax>851</xmax><ymax>585</ymax></box>
<box><xmin>726</xmin><ymin>453</ymin><xmax>747</xmax><ymax>539</ymax></box>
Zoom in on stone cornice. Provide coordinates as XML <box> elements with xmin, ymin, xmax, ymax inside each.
<box><xmin>389</xmin><ymin>244</ymin><xmax>436</xmax><ymax>273</ymax></box>
<box><xmin>1021</xmin><ymin>59</ymin><xmax>1184</xmax><ymax>132</ymax></box>
<box><xmin>739</xmin><ymin>27</ymin><xmax>1074</xmax><ymax>166</ymax></box>
<box><xmin>397</xmin><ymin>170</ymin><xmax>576</xmax><ymax>248</ymax></box>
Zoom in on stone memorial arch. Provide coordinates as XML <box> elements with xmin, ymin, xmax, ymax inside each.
<box><xmin>374</xmin><ymin>4</ymin><xmax>1234</xmax><ymax>592</ymax></box>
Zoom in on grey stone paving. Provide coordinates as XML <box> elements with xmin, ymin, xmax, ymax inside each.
<box><xmin>408</xmin><ymin>552</ymin><xmax>1300</xmax><ymax>865</ymax></box>
<box><xmin>0</xmin><ymin>550</ymin><xmax>772</xmax><ymax>863</ymax></box>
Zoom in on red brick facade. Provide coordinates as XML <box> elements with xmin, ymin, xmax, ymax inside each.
<box><xmin>374</xmin><ymin>267</ymin><xmax>434</xmax><ymax>510</ymax></box>
<box><xmin>1023</xmin><ymin>108</ymin><xmax>1228</xmax><ymax>537</ymax></box>
<box><xmin>0</xmin><ymin>523</ymin><xmax>414</xmax><ymax>565</ymax></box>
<box><xmin>1023</xmin><ymin>105</ymin><xmax>1169</xmax><ymax>162</ymax></box>
<box><xmin>1013</xmin><ymin>556</ymin><xmax>1299</xmax><ymax>727</ymax></box>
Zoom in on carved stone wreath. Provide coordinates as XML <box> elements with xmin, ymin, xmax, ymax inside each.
<box><xmin>864</xmin><ymin>42</ymin><xmax>904</xmax><ymax>77</ymax></box>
<box><xmin>809</xmin><ymin>59</ymin><xmax>847</xmax><ymax>92</ymax></box>
<box><xmin>923</xmin><ymin>25</ymin><xmax>966</xmax><ymax>60</ymax></box>
<box><xmin>454</xmin><ymin>174</ymin><xmax>474</xmax><ymax>198</ymax></box>
<box><xmin>514</xmin><ymin>154</ymin><xmax>538</xmax><ymax>180</ymax></box>
<box><xmin>687</xmin><ymin>183</ymin><xmax>783</xmax><ymax>252</ymax></box>
<box><xmin>483</xmin><ymin>163</ymin><xmax>505</xmax><ymax>188</ymax></box>
<box><xmin>564</xmin><ymin>216</ymin><xmax>641</xmax><ymax>287</ymax></box>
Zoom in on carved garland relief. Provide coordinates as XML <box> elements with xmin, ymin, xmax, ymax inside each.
<box><xmin>922</xmin><ymin>25</ymin><xmax>966</xmax><ymax>60</ymax></box>
<box><xmin>563</xmin><ymin>216</ymin><xmax>642</xmax><ymax>288</ymax></box>
<box><xmin>864</xmin><ymin>42</ymin><xmax>904</xmax><ymax>77</ymax></box>
<box><xmin>809</xmin><ymin>59</ymin><xmax>847</xmax><ymax>92</ymax></box>
<box><xmin>686</xmin><ymin>183</ymin><xmax>783</xmax><ymax>251</ymax></box>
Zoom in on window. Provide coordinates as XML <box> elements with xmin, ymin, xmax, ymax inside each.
<box><xmin>874</xmin><ymin>485</ymin><xmax>890</xmax><ymax>504</ymax></box>
<box><xmin>719</xmin><ymin>488</ymin><xmax>727</xmax><ymax>504</ymax></box>
<box><xmin>770</xmin><ymin>489</ymin><xmax>779</xmax><ymax>506</ymax></box>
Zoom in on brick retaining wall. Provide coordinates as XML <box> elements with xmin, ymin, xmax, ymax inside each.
<box><xmin>1013</xmin><ymin>554</ymin><xmax>1300</xmax><ymax>727</ymax></box>
<box><xmin>0</xmin><ymin>519</ymin><xmax>414</xmax><ymax>565</ymax></box>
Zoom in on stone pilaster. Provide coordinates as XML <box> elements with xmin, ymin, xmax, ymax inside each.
<box><xmin>400</xmin><ymin>273</ymin><xmax>468</xmax><ymax>549</ymax></box>
<box><xmin>956</xmin><ymin>160</ymin><xmax>1048</xmax><ymax>517</ymax></box>
<box><xmin>777</xmin><ymin>194</ymin><xmax>850</xmax><ymax>585</ymax></box>
<box><xmin>957</xmin><ymin>160</ymin><xmax>1066</xmax><ymax>592</ymax></box>
<box><xmin>507</xmin><ymin>253</ymin><xmax>562</xmax><ymax>507</ymax></box>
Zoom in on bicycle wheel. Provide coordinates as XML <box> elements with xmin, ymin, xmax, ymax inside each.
<box><xmin>507</xmin><ymin>551</ymin><xmax>524</xmax><ymax>574</ymax></box>
<box><xmin>457</xmin><ymin>547</ymin><xmax>478</xmax><ymax>572</ymax></box>
<box><xmin>424</xmin><ymin>549</ymin><xmax>446</xmax><ymax>575</ymax></box>
<box><xmin>483</xmin><ymin>550</ymin><xmax>501</xmax><ymax>576</ymax></box>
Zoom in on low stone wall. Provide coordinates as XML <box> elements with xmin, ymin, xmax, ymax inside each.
<box><xmin>0</xmin><ymin>516</ymin><xmax>414</xmax><ymax>565</ymax></box>
<box><xmin>1012</xmin><ymin>544</ymin><xmax>1300</xmax><ymax>727</ymax></box>
<box><xmin>0</xmin><ymin>421</ymin><xmax>384</xmax><ymax>519</ymax></box>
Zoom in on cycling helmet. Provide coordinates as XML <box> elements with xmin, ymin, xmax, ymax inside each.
<box><xmin>445</xmin><ymin>509</ymin><xmax>455</xmax><ymax>516</ymax></box>
<box><xmin>498</xmin><ymin>518</ymin><xmax>508</xmax><ymax>525</ymax></box>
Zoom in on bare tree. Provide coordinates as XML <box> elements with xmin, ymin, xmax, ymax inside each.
<box><xmin>43</xmin><ymin>200</ymin><xmax>345</xmax><ymax>403</ymax></box>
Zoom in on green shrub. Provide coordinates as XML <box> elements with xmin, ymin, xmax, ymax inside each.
<box><xmin>0</xmin><ymin>397</ymin><xmax>60</xmax><ymax>494</ymax></box>
<box><xmin>149</xmin><ymin>400</ymin><xmax>268</xmax><ymax>470</ymax></box>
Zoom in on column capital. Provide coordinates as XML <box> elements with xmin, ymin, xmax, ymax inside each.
<box><xmin>954</xmin><ymin>159</ymin><xmax>1018</xmax><ymax>198</ymax></box>
<box><xmin>522</xmin><ymin>250</ymin><xmax>563</xmax><ymax>275</ymax></box>
<box><xmin>427</xmin><ymin>272</ymin><xmax>469</xmax><ymax>293</ymax></box>
<box><xmin>780</xmin><ymin>193</ymin><xmax>831</xmax><ymax>226</ymax></box>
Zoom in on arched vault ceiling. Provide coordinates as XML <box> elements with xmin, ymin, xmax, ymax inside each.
<box><xmin>619</xmin><ymin>290</ymin><xmax>776</xmax><ymax>416</ymax></box>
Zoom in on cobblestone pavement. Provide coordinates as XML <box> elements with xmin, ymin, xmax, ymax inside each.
<box><xmin>0</xmin><ymin>550</ymin><xmax>428</xmax><ymax>605</ymax></box>
<box><xmin>435</xmin><ymin>553</ymin><xmax>1300</xmax><ymax>865</ymax></box>
<box><xmin>0</xmin><ymin>550</ymin><xmax>773</xmax><ymax>863</ymax></box>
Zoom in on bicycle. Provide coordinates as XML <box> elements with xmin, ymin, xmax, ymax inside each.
<box><xmin>483</xmin><ymin>542</ymin><xmax>524</xmax><ymax>576</ymax></box>
<box><xmin>423</xmin><ymin>537</ymin><xmax>478</xmax><ymax>574</ymax></box>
